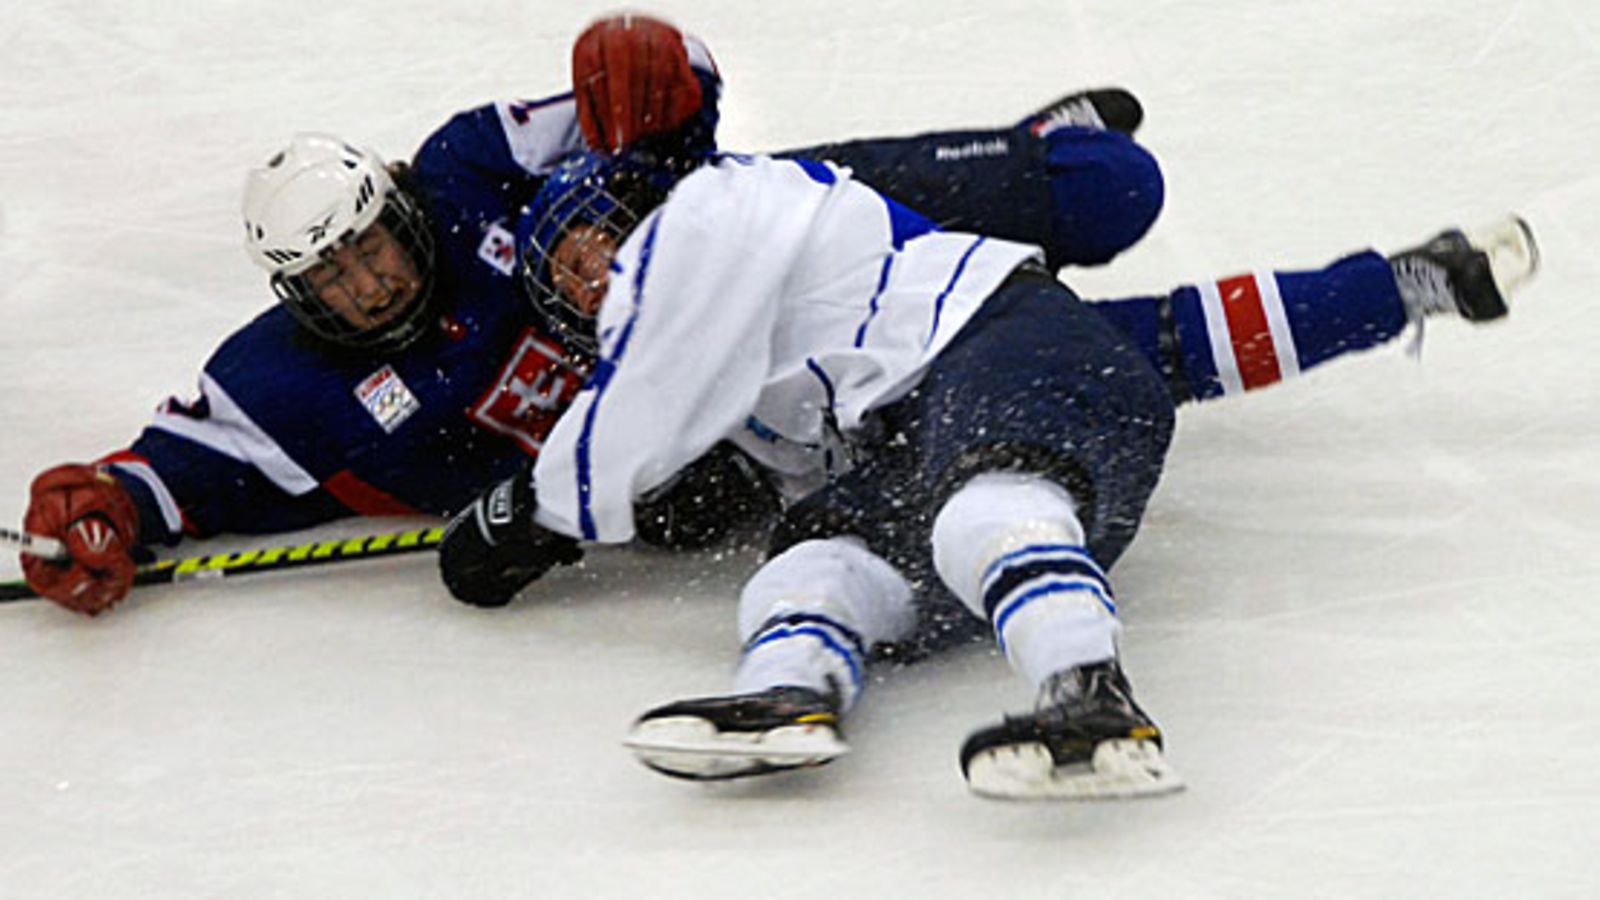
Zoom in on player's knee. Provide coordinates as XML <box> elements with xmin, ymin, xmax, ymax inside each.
<box><xmin>931</xmin><ymin>471</ymin><xmax>1087</xmax><ymax>616</ymax></box>
<box><xmin>1044</xmin><ymin>129</ymin><xmax>1164</xmax><ymax>266</ymax></box>
<box><xmin>737</xmin><ymin>537</ymin><xmax>917</xmax><ymax>644</ymax></box>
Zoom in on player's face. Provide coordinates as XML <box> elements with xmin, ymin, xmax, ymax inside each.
<box><xmin>305</xmin><ymin>222</ymin><xmax>423</xmax><ymax>330</ymax></box>
<box><xmin>549</xmin><ymin>223</ymin><xmax>618</xmax><ymax>317</ymax></box>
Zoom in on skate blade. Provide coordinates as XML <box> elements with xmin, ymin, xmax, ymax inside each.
<box><xmin>623</xmin><ymin>715</ymin><xmax>849</xmax><ymax>781</ymax></box>
<box><xmin>1465</xmin><ymin>215</ymin><xmax>1540</xmax><ymax>298</ymax></box>
<box><xmin>966</xmin><ymin>738</ymin><xmax>1185</xmax><ymax>801</ymax></box>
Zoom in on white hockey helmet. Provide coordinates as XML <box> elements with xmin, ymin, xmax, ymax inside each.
<box><xmin>242</xmin><ymin>133</ymin><xmax>436</xmax><ymax>352</ymax></box>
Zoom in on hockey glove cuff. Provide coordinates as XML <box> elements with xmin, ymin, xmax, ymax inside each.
<box><xmin>438</xmin><ymin>467</ymin><xmax>584</xmax><ymax>608</ymax></box>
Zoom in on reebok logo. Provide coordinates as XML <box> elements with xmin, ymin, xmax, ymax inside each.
<box><xmin>306</xmin><ymin>211</ymin><xmax>338</xmax><ymax>245</ymax></box>
<box><xmin>933</xmin><ymin>138</ymin><xmax>1009</xmax><ymax>161</ymax></box>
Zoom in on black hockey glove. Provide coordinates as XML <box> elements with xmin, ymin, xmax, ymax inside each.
<box><xmin>438</xmin><ymin>467</ymin><xmax>584</xmax><ymax>608</ymax></box>
<box><xmin>633</xmin><ymin>442</ymin><xmax>781</xmax><ymax>550</ymax></box>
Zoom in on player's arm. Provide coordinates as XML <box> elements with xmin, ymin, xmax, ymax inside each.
<box><xmin>531</xmin><ymin>166</ymin><xmax>798</xmax><ymax>544</ymax></box>
<box><xmin>407</xmin><ymin>99</ymin><xmax>576</xmax><ymax>229</ymax></box>
<box><xmin>113</xmin><ymin>429</ymin><xmax>357</xmax><ymax>543</ymax></box>
<box><xmin>410</xmin><ymin>16</ymin><xmax>720</xmax><ymax>224</ymax></box>
<box><xmin>437</xmin><ymin>161</ymin><xmax>804</xmax><ymax>607</ymax></box>
<box><xmin>20</xmin><ymin>437</ymin><xmax>349</xmax><ymax>617</ymax></box>
<box><xmin>19</xmin><ymin>338</ymin><xmax>404</xmax><ymax>616</ymax></box>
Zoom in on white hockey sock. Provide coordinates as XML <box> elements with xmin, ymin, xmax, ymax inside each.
<box><xmin>731</xmin><ymin>537</ymin><xmax>917</xmax><ymax>713</ymax></box>
<box><xmin>932</xmin><ymin>472</ymin><xmax>1122</xmax><ymax>688</ymax></box>
<box><xmin>982</xmin><ymin>543</ymin><xmax>1120</xmax><ymax>687</ymax></box>
<box><xmin>734</xmin><ymin>614</ymin><xmax>867</xmax><ymax>709</ymax></box>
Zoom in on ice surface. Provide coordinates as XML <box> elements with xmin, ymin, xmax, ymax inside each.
<box><xmin>2</xmin><ymin>1</ymin><xmax>1598</xmax><ymax>897</ymax></box>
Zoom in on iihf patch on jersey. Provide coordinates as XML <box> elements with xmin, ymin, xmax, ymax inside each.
<box><xmin>355</xmin><ymin>365</ymin><xmax>421</xmax><ymax>433</ymax></box>
<box><xmin>477</xmin><ymin>222</ymin><xmax>517</xmax><ymax>276</ymax></box>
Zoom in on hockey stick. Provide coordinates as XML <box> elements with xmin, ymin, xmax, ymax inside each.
<box><xmin>0</xmin><ymin>527</ymin><xmax>66</xmax><ymax>561</ymax></box>
<box><xmin>0</xmin><ymin>525</ymin><xmax>445</xmax><ymax>603</ymax></box>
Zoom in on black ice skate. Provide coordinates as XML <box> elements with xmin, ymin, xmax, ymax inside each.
<box><xmin>960</xmin><ymin>660</ymin><xmax>1184</xmax><ymax>801</ymax></box>
<box><xmin>1022</xmin><ymin>87</ymin><xmax>1144</xmax><ymax>138</ymax></box>
<box><xmin>623</xmin><ymin>685</ymin><xmax>848</xmax><ymax>781</ymax></box>
<box><xmin>1389</xmin><ymin>215</ymin><xmax>1540</xmax><ymax>323</ymax></box>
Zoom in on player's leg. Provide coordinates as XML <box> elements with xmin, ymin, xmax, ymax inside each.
<box><xmin>907</xmin><ymin>271</ymin><xmax>1182</xmax><ymax>799</ymax></box>
<box><xmin>779</xmin><ymin>89</ymin><xmax>1162</xmax><ymax>270</ymax></box>
<box><xmin>1089</xmin><ymin>216</ymin><xmax>1541</xmax><ymax>405</ymax></box>
<box><xmin>624</xmin><ymin>536</ymin><xmax>918</xmax><ymax>781</ymax></box>
<box><xmin>931</xmin><ymin>473</ymin><xmax>1181</xmax><ymax>800</ymax></box>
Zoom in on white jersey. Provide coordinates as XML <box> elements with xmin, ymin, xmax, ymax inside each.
<box><xmin>533</xmin><ymin>155</ymin><xmax>1042</xmax><ymax>542</ymax></box>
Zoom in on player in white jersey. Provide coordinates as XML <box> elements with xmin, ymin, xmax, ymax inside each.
<box><xmin>435</xmin><ymin>149</ymin><xmax>1538</xmax><ymax>800</ymax></box>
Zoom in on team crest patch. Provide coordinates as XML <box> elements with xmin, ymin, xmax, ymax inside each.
<box><xmin>477</xmin><ymin>222</ymin><xmax>517</xmax><ymax>276</ymax></box>
<box><xmin>469</xmin><ymin>328</ymin><xmax>587</xmax><ymax>455</ymax></box>
<box><xmin>355</xmin><ymin>365</ymin><xmax>421</xmax><ymax>433</ymax></box>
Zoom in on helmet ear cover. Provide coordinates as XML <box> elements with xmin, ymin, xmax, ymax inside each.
<box><xmin>242</xmin><ymin>134</ymin><xmax>437</xmax><ymax>353</ymax></box>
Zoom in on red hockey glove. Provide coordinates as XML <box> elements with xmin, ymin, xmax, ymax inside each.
<box><xmin>21</xmin><ymin>463</ymin><xmax>140</xmax><ymax>616</ymax></box>
<box><xmin>573</xmin><ymin>13</ymin><xmax>703</xmax><ymax>154</ymax></box>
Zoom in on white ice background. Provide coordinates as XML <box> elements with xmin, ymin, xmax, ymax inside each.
<box><xmin>2</xmin><ymin>1</ymin><xmax>1598</xmax><ymax>897</ymax></box>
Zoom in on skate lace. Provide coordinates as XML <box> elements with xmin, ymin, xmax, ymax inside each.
<box><xmin>1033</xmin><ymin>97</ymin><xmax>1105</xmax><ymax>136</ymax></box>
<box><xmin>1392</xmin><ymin>255</ymin><xmax>1458</xmax><ymax>360</ymax></box>
<box><xmin>1036</xmin><ymin>665</ymin><xmax>1130</xmax><ymax>722</ymax></box>
<box><xmin>1393</xmin><ymin>256</ymin><xmax>1458</xmax><ymax>322</ymax></box>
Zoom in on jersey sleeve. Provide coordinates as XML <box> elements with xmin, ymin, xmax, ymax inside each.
<box><xmin>99</xmin><ymin>310</ymin><xmax>406</xmax><ymax>547</ymax></box>
<box><xmin>100</xmin><ymin>362</ymin><xmax>350</xmax><ymax>547</ymax></box>
<box><xmin>105</xmin><ymin>437</ymin><xmax>349</xmax><ymax>547</ymax></box>
<box><xmin>409</xmin><ymin>97</ymin><xmax>584</xmax><ymax>232</ymax></box>
<box><xmin>410</xmin><ymin>34</ymin><xmax>725</xmax><ymax>224</ymax></box>
<box><xmin>532</xmin><ymin>161</ymin><xmax>818</xmax><ymax>543</ymax></box>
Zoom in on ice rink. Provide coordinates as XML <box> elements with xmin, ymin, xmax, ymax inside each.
<box><xmin>3</xmin><ymin>0</ymin><xmax>1598</xmax><ymax>896</ymax></box>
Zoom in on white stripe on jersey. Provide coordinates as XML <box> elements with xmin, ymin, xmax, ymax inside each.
<box><xmin>151</xmin><ymin>372</ymin><xmax>320</xmax><ymax>496</ymax></box>
<box><xmin>683</xmin><ymin>33</ymin><xmax>719</xmax><ymax>76</ymax></box>
<box><xmin>1196</xmin><ymin>279</ymin><xmax>1245</xmax><ymax>396</ymax></box>
<box><xmin>493</xmin><ymin>97</ymin><xmax>585</xmax><ymax>177</ymax></box>
<box><xmin>1254</xmin><ymin>269</ymin><xmax>1302</xmax><ymax>379</ymax></box>
<box><xmin>107</xmin><ymin>459</ymin><xmax>184</xmax><ymax>534</ymax></box>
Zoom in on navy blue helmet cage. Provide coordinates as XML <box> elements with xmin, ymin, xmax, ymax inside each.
<box><xmin>517</xmin><ymin>152</ymin><xmax>683</xmax><ymax>357</ymax></box>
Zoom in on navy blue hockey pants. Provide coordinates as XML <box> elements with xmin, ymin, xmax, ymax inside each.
<box><xmin>773</xmin><ymin>266</ymin><xmax>1176</xmax><ymax>652</ymax></box>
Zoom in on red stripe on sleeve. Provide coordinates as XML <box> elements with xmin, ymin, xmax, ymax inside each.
<box><xmin>324</xmin><ymin>470</ymin><xmax>423</xmax><ymax>517</ymax></box>
<box><xmin>1218</xmin><ymin>274</ymin><xmax>1282</xmax><ymax>390</ymax></box>
<box><xmin>97</xmin><ymin>449</ymin><xmax>144</xmax><ymax>466</ymax></box>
